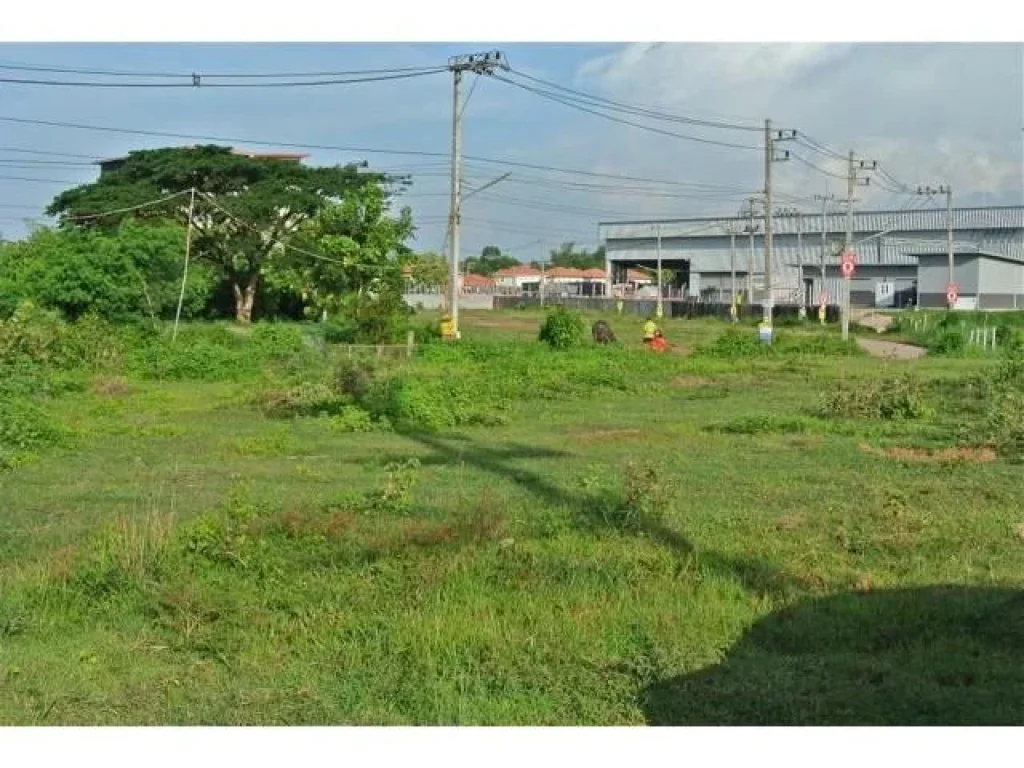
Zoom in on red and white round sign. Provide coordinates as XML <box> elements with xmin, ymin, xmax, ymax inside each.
<box><xmin>946</xmin><ymin>283</ymin><xmax>959</xmax><ymax>304</ymax></box>
<box><xmin>840</xmin><ymin>260</ymin><xmax>855</xmax><ymax>278</ymax></box>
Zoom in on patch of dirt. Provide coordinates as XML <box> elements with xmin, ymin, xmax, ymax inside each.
<box><xmin>856</xmin><ymin>338</ymin><xmax>927</xmax><ymax>360</ymax></box>
<box><xmin>859</xmin><ymin>443</ymin><xmax>997</xmax><ymax>463</ymax></box>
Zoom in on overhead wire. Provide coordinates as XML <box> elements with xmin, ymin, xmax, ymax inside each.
<box><xmin>0</xmin><ymin>61</ymin><xmax>446</xmax><ymax>79</ymax></box>
<box><xmin>0</xmin><ymin>114</ymin><xmax>764</xmax><ymax>189</ymax></box>
<box><xmin>0</xmin><ymin>68</ymin><xmax>447</xmax><ymax>89</ymax></box>
<box><xmin>504</xmin><ymin>68</ymin><xmax>762</xmax><ymax>132</ymax></box>
<box><xmin>489</xmin><ymin>73</ymin><xmax>762</xmax><ymax>151</ymax></box>
<box><xmin>0</xmin><ymin>145</ymin><xmax>99</xmax><ymax>160</ymax></box>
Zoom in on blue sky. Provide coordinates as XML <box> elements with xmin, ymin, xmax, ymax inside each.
<box><xmin>1</xmin><ymin>43</ymin><xmax>1021</xmax><ymax>262</ymax></box>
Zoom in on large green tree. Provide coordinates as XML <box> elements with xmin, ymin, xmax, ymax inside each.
<box><xmin>46</xmin><ymin>145</ymin><xmax>405</xmax><ymax>323</ymax></box>
<box><xmin>548</xmin><ymin>242</ymin><xmax>607</xmax><ymax>271</ymax></box>
<box><xmin>407</xmin><ymin>251</ymin><xmax>448</xmax><ymax>290</ymax></box>
<box><xmin>280</xmin><ymin>183</ymin><xmax>415</xmax><ymax>342</ymax></box>
<box><xmin>464</xmin><ymin>245</ymin><xmax>519</xmax><ymax>276</ymax></box>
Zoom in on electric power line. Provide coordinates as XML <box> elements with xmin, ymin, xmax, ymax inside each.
<box><xmin>0</xmin><ymin>61</ymin><xmax>450</xmax><ymax>79</ymax></box>
<box><xmin>0</xmin><ymin>113</ymin><xmax>765</xmax><ymax>190</ymax></box>
<box><xmin>504</xmin><ymin>68</ymin><xmax>762</xmax><ymax>132</ymax></box>
<box><xmin>489</xmin><ymin>73</ymin><xmax>762</xmax><ymax>151</ymax></box>
<box><xmin>0</xmin><ymin>145</ymin><xmax>99</xmax><ymax>160</ymax></box>
<box><xmin>0</xmin><ymin>68</ymin><xmax>447</xmax><ymax>89</ymax></box>
<box><xmin>790</xmin><ymin>152</ymin><xmax>847</xmax><ymax>180</ymax></box>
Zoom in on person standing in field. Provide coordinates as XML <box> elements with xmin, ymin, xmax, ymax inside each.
<box><xmin>643</xmin><ymin>316</ymin><xmax>658</xmax><ymax>346</ymax></box>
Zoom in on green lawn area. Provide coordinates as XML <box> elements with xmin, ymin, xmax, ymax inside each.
<box><xmin>1</xmin><ymin>309</ymin><xmax>1023</xmax><ymax>725</ymax></box>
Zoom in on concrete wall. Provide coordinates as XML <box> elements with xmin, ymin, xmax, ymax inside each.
<box><xmin>403</xmin><ymin>293</ymin><xmax>494</xmax><ymax>311</ymax></box>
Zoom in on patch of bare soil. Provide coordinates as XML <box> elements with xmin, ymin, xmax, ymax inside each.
<box><xmin>856</xmin><ymin>338</ymin><xmax>927</xmax><ymax>359</ymax></box>
<box><xmin>859</xmin><ymin>443</ymin><xmax>997</xmax><ymax>463</ymax></box>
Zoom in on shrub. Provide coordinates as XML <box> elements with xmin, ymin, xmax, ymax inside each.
<box><xmin>334</xmin><ymin>357</ymin><xmax>379</xmax><ymax>401</ymax></box>
<box><xmin>602</xmin><ymin>461</ymin><xmax>673</xmax><ymax>532</ymax></box>
<box><xmin>695</xmin><ymin>328</ymin><xmax>765</xmax><ymax>359</ymax></box>
<box><xmin>0</xmin><ymin>397</ymin><xmax>63</xmax><ymax>470</ymax></box>
<box><xmin>538</xmin><ymin>307</ymin><xmax>585</xmax><ymax>350</ymax></box>
<box><xmin>822</xmin><ymin>374</ymin><xmax>931</xmax><ymax>421</ymax></box>
<box><xmin>325</xmin><ymin>405</ymin><xmax>382</xmax><ymax>433</ymax></box>
<box><xmin>252</xmin><ymin>380</ymin><xmax>347</xmax><ymax>419</ymax></box>
<box><xmin>959</xmin><ymin>343</ymin><xmax>1024</xmax><ymax>461</ymax></box>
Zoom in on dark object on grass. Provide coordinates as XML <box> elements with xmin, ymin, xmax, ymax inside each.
<box><xmin>592</xmin><ymin>320</ymin><xmax>617</xmax><ymax>344</ymax></box>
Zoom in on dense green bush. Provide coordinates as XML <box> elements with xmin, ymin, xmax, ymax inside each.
<box><xmin>0</xmin><ymin>302</ymin><xmax>125</xmax><ymax>371</ymax></box>
<box><xmin>0</xmin><ymin>397</ymin><xmax>63</xmax><ymax>470</ymax></box>
<box><xmin>0</xmin><ymin>221</ymin><xmax>215</xmax><ymax>322</ymax></box>
<box><xmin>959</xmin><ymin>344</ymin><xmax>1024</xmax><ymax>460</ymax></box>
<box><xmin>538</xmin><ymin>307</ymin><xmax>585</xmax><ymax>350</ymax></box>
<box><xmin>821</xmin><ymin>374</ymin><xmax>931</xmax><ymax>421</ymax></box>
<box><xmin>125</xmin><ymin>322</ymin><xmax>315</xmax><ymax>382</ymax></box>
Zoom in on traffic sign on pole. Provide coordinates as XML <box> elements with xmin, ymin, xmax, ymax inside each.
<box><xmin>946</xmin><ymin>283</ymin><xmax>959</xmax><ymax>305</ymax></box>
<box><xmin>840</xmin><ymin>260</ymin><xmax>855</xmax><ymax>278</ymax></box>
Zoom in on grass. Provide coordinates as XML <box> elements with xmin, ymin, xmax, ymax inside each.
<box><xmin>1</xmin><ymin>308</ymin><xmax>1023</xmax><ymax>725</ymax></box>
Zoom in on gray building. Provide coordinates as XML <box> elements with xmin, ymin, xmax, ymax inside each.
<box><xmin>599</xmin><ymin>205</ymin><xmax>1024</xmax><ymax>308</ymax></box>
<box><xmin>917</xmin><ymin>251</ymin><xmax>1024</xmax><ymax>309</ymax></box>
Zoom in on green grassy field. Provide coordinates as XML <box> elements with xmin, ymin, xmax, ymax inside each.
<box><xmin>1</xmin><ymin>308</ymin><xmax>1023</xmax><ymax>725</ymax></box>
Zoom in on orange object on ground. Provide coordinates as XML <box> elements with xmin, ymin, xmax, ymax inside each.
<box><xmin>650</xmin><ymin>335</ymin><xmax>668</xmax><ymax>352</ymax></box>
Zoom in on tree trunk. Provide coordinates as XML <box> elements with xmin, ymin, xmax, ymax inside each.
<box><xmin>232</xmin><ymin>273</ymin><xmax>259</xmax><ymax>324</ymax></box>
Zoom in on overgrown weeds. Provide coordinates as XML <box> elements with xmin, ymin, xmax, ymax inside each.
<box><xmin>821</xmin><ymin>374</ymin><xmax>931</xmax><ymax>421</ymax></box>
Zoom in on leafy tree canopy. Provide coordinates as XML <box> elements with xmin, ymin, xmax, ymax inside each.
<box><xmin>280</xmin><ymin>182</ymin><xmax>415</xmax><ymax>343</ymax></box>
<box><xmin>548</xmin><ymin>241</ymin><xmax>607</xmax><ymax>271</ymax></box>
<box><xmin>46</xmin><ymin>145</ymin><xmax>407</xmax><ymax>323</ymax></box>
<box><xmin>465</xmin><ymin>245</ymin><xmax>520</xmax><ymax>276</ymax></box>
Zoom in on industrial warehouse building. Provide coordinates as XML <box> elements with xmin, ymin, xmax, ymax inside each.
<box><xmin>598</xmin><ymin>205</ymin><xmax>1024</xmax><ymax>309</ymax></box>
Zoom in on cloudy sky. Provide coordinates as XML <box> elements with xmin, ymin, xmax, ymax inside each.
<box><xmin>0</xmin><ymin>42</ymin><xmax>1020</xmax><ymax>262</ymax></box>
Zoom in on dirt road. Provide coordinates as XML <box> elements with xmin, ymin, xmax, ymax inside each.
<box><xmin>856</xmin><ymin>338</ymin><xmax>927</xmax><ymax>359</ymax></box>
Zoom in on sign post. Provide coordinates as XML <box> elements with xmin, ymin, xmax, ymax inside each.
<box><xmin>840</xmin><ymin>249</ymin><xmax>856</xmax><ymax>340</ymax></box>
<box><xmin>817</xmin><ymin>291</ymin><xmax>828</xmax><ymax>325</ymax></box>
<box><xmin>946</xmin><ymin>282</ymin><xmax>959</xmax><ymax>309</ymax></box>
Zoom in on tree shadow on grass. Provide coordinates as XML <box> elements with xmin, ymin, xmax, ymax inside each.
<box><xmin>393</xmin><ymin>431</ymin><xmax>813</xmax><ymax>601</ymax></box>
<box><xmin>642</xmin><ymin>585</ymin><xmax>1024</xmax><ymax>725</ymax></box>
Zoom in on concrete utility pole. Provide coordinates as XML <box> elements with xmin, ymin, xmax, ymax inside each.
<box><xmin>655</xmin><ymin>224</ymin><xmax>664</xmax><ymax>318</ymax></box>
<box><xmin>446</xmin><ymin>51</ymin><xmax>508</xmax><ymax>340</ymax></box>
<box><xmin>917</xmin><ymin>184</ymin><xmax>954</xmax><ymax>308</ymax></box>
<box><xmin>744</xmin><ymin>197</ymin><xmax>759</xmax><ymax>306</ymax></box>
<box><xmin>762</xmin><ymin>121</ymin><xmax>796</xmax><ymax>330</ymax></box>
<box><xmin>729</xmin><ymin>224</ymin><xmax>738</xmax><ymax>302</ymax></box>
<box><xmin>842</xmin><ymin>151</ymin><xmax>878</xmax><ymax>340</ymax></box>
<box><xmin>814</xmin><ymin>192</ymin><xmax>837</xmax><ymax>300</ymax></box>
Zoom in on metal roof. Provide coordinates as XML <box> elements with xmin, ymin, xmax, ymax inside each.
<box><xmin>599</xmin><ymin>205</ymin><xmax>1024</xmax><ymax>241</ymax></box>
